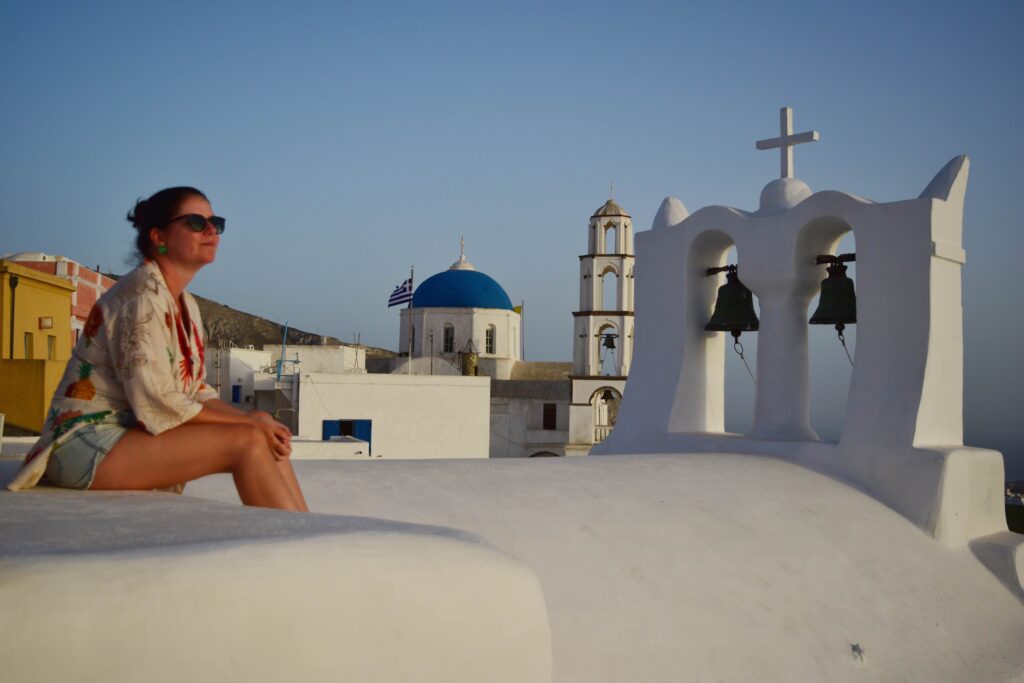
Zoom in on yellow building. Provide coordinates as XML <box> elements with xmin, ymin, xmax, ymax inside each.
<box><xmin>0</xmin><ymin>260</ymin><xmax>74</xmax><ymax>433</ymax></box>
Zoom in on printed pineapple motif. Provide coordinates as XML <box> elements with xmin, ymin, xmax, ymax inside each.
<box><xmin>65</xmin><ymin>362</ymin><xmax>97</xmax><ymax>400</ymax></box>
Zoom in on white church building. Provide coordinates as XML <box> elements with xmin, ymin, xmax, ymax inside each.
<box><xmin>393</xmin><ymin>245</ymin><xmax>522</xmax><ymax>379</ymax></box>
<box><xmin>389</xmin><ymin>199</ymin><xmax>636</xmax><ymax>458</ymax></box>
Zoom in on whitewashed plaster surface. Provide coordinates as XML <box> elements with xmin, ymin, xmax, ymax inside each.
<box><xmin>595</xmin><ymin>156</ymin><xmax>1010</xmax><ymax>550</ymax></box>
<box><xmin>204</xmin><ymin>347</ymin><xmax>272</xmax><ymax>405</ymax></box>
<box><xmin>399</xmin><ymin>306</ymin><xmax>521</xmax><ymax>372</ymax></box>
<box><xmin>0</xmin><ymin>464</ymin><xmax>551</xmax><ymax>683</ymax></box>
<box><xmin>264</xmin><ymin>343</ymin><xmax>366</xmax><ymax>374</ymax></box>
<box><xmin>184</xmin><ymin>456</ymin><xmax>1024</xmax><ymax>682</ymax></box>
<box><xmin>296</xmin><ymin>372</ymin><xmax>490</xmax><ymax>458</ymax></box>
<box><xmin>576</xmin><ymin>203</ymin><xmax>636</xmax><ymax>377</ymax></box>
<box><xmin>490</xmin><ymin>395</ymin><xmax>570</xmax><ymax>458</ymax></box>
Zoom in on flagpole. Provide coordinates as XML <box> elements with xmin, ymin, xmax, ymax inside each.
<box><xmin>520</xmin><ymin>300</ymin><xmax>525</xmax><ymax>360</ymax></box>
<box><xmin>407</xmin><ymin>265</ymin><xmax>414</xmax><ymax>374</ymax></box>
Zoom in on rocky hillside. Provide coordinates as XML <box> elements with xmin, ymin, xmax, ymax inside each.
<box><xmin>191</xmin><ymin>294</ymin><xmax>396</xmax><ymax>364</ymax></box>
<box><xmin>193</xmin><ymin>294</ymin><xmax>340</xmax><ymax>347</ymax></box>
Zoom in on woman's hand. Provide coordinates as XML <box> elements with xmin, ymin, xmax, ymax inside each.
<box><xmin>251</xmin><ymin>413</ymin><xmax>292</xmax><ymax>460</ymax></box>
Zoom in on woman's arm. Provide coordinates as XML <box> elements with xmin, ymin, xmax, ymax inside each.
<box><xmin>202</xmin><ymin>398</ymin><xmax>252</xmax><ymax>417</ymax></box>
<box><xmin>194</xmin><ymin>399</ymin><xmax>292</xmax><ymax>459</ymax></box>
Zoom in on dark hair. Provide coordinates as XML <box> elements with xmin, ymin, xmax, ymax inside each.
<box><xmin>126</xmin><ymin>186</ymin><xmax>208</xmax><ymax>262</ymax></box>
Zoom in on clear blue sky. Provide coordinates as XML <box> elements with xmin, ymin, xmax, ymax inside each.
<box><xmin>1</xmin><ymin>1</ymin><xmax>1021</xmax><ymax>475</ymax></box>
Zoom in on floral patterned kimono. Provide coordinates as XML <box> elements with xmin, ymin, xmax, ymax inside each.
<box><xmin>7</xmin><ymin>260</ymin><xmax>219</xmax><ymax>491</ymax></box>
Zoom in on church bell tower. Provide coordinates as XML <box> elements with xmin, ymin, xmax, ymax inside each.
<box><xmin>573</xmin><ymin>197</ymin><xmax>635</xmax><ymax>377</ymax></box>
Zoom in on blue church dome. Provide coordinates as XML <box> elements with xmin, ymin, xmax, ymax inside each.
<box><xmin>413</xmin><ymin>268</ymin><xmax>514</xmax><ymax>310</ymax></box>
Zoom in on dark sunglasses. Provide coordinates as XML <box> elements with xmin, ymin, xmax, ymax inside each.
<box><xmin>168</xmin><ymin>214</ymin><xmax>226</xmax><ymax>234</ymax></box>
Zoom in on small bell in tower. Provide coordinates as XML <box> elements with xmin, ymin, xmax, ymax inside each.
<box><xmin>705</xmin><ymin>264</ymin><xmax>758</xmax><ymax>384</ymax></box>
<box><xmin>599</xmin><ymin>332</ymin><xmax>618</xmax><ymax>375</ymax></box>
<box><xmin>809</xmin><ymin>253</ymin><xmax>857</xmax><ymax>365</ymax></box>
<box><xmin>809</xmin><ymin>253</ymin><xmax>856</xmax><ymax>327</ymax></box>
<box><xmin>705</xmin><ymin>265</ymin><xmax>759</xmax><ymax>340</ymax></box>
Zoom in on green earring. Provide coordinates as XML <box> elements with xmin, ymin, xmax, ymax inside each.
<box><xmin>157</xmin><ymin>245</ymin><xmax>168</xmax><ymax>255</ymax></box>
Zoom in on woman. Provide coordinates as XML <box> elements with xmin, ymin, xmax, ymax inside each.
<box><xmin>7</xmin><ymin>187</ymin><xmax>308</xmax><ymax>512</ymax></box>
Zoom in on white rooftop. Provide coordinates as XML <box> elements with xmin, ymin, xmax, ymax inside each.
<box><xmin>177</xmin><ymin>455</ymin><xmax>1024</xmax><ymax>682</ymax></box>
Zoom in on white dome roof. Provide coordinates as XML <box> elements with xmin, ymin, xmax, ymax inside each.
<box><xmin>757</xmin><ymin>177</ymin><xmax>812</xmax><ymax>215</ymax></box>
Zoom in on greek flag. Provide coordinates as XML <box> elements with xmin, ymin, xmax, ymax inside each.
<box><xmin>388</xmin><ymin>278</ymin><xmax>413</xmax><ymax>307</ymax></box>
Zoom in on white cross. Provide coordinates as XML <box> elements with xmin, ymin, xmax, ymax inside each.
<box><xmin>756</xmin><ymin>107</ymin><xmax>819</xmax><ymax>179</ymax></box>
<box><xmin>460</xmin><ymin>235</ymin><xmax>465</xmax><ymax>260</ymax></box>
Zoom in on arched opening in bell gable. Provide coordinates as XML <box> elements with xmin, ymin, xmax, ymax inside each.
<box><xmin>686</xmin><ymin>231</ymin><xmax>758</xmax><ymax>435</ymax></box>
<box><xmin>720</xmin><ymin>245</ymin><xmax>759</xmax><ymax>435</ymax></box>
<box><xmin>800</xmin><ymin>217</ymin><xmax>857</xmax><ymax>443</ymax></box>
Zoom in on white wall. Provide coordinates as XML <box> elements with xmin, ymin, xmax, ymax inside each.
<box><xmin>400</xmin><ymin>307</ymin><xmax>521</xmax><ymax>370</ymax></box>
<box><xmin>490</xmin><ymin>397</ymin><xmax>570</xmax><ymax>458</ymax></box>
<box><xmin>264</xmin><ymin>344</ymin><xmax>365</xmax><ymax>374</ymax></box>
<box><xmin>205</xmin><ymin>347</ymin><xmax>273</xmax><ymax>405</ymax></box>
<box><xmin>298</xmin><ymin>373</ymin><xmax>491</xmax><ymax>459</ymax></box>
<box><xmin>392</xmin><ymin>351</ymin><xmax>517</xmax><ymax>381</ymax></box>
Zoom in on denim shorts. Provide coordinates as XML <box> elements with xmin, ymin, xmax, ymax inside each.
<box><xmin>46</xmin><ymin>422</ymin><xmax>129</xmax><ymax>490</ymax></box>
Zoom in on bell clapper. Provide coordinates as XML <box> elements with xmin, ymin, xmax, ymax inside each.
<box><xmin>835</xmin><ymin>323</ymin><xmax>854</xmax><ymax>367</ymax></box>
<box><xmin>731</xmin><ymin>330</ymin><xmax>756</xmax><ymax>385</ymax></box>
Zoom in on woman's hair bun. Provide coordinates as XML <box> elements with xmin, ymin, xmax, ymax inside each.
<box><xmin>126</xmin><ymin>198</ymin><xmax>149</xmax><ymax>230</ymax></box>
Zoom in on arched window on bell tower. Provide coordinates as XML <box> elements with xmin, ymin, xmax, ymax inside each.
<box><xmin>604</xmin><ymin>222</ymin><xmax>618</xmax><ymax>255</ymax></box>
<box><xmin>600</xmin><ymin>266</ymin><xmax>619</xmax><ymax>311</ymax></box>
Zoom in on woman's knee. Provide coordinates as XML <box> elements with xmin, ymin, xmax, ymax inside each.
<box><xmin>228</xmin><ymin>424</ymin><xmax>274</xmax><ymax>464</ymax></box>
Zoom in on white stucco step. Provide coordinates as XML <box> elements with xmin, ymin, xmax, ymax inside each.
<box><xmin>0</xmin><ymin>468</ymin><xmax>551</xmax><ymax>683</ymax></box>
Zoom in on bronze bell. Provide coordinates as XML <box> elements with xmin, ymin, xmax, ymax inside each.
<box><xmin>602</xmin><ymin>333</ymin><xmax>618</xmax><ymax>350</ymax></box>
<box><xmin>809</xmin><ymin>254</ymin><xmax>856</xmax><ymax>329</ymax></box>
<box><xmin>705</xmin><ymin>265</ymin><xmax>759</xmax><ymax>339</ymax></box>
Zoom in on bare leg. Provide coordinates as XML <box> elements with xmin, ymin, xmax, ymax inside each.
<box><xmin>91</xmin><ymin>424</ymin><xmax>302</xmax><ymax>511</ymax></box>
<box><xmin>276</xmin><ymin>459</ymin><xmax>309</xmax><ymax>512</ymax></box>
